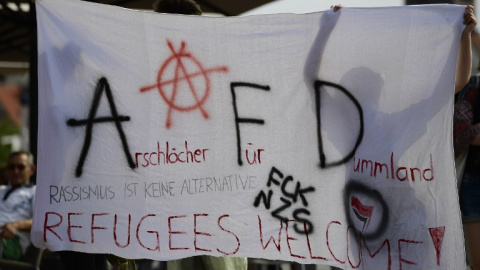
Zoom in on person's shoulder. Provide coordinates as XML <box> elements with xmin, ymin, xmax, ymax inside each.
<box><xmin>20</xmin><ymin>184</ymin><xmax>36</xmax><ymax>194</ymax></box>
<box><xmin>458</xmin><ymin>75</ymin><xmax>480</xmax><ymax>97</ymax></box>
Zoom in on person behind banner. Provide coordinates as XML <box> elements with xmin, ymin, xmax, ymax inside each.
<box><xmin>333</xmin><ymin>3</ymin><xmax>478</xmax><ymax>269</ymax></box>
<box><xmin>0</xmin><ymin>151</ymin><xmax>36</xmax><ymax>260</ymax></box>
<box><xmin>454</xmin><ymin>53</ymin><xmax>480</xmax><ymax>270</ymax></box>
<box><xmin>447</xmin><ymin>4</ymin><xmax>480</xmax><ymax>270</ymax></box>
<box><xmin>455</xmin><ymin>73</ymin><xmax>480</xmax><ymax>270</ymax></box>
<box><xmin>152</xmin><ymin>0</ymin><xmax>247</xmax><ymax>269</ymax></box>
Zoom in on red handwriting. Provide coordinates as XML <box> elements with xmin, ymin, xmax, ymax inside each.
<box><xmin>258</xmin><ymin>215</ymin><xmax>282</xmax><ymax>251</ymax></box>
<box><xmin>429</xmin><ymin>226</ymin><xmax>445</xmax><ymax>266</ymax></box>
<box><xmin>286</xmin><ymin>220</ymin><xmax>306</xmax><ymax>259</ymax></box>
<box><xmin>91</xmin><ymin>213</ymin><xmax>109</xmax><ymax>244</ymax></box>
<box><xmin>398</xmin><ymin>239</ymin><xmax>423</xmax><ymax>269</ymax></box>
<box><xmin>114</xmin><ymin>214</ymin><xmax>130</xmax><ymax>248</ymax></box>
<box><xmin>217</xmin><ymin>215</ymin><xmax>241</xmax><ymax>256</ymax></box>
<box><xmin>42</xmin><ymin>212</ymin><xmax>441</xmax><ymax>268</ymax></box>
<box><xmin>304</xmin><ymin>221</ymin><xmax>327</xmax><ymax>261</ymax></box>
<box><xmin>257</xmin><ymin>215</ymin><xmax>435</xmax><ymax>270</ymax></box>
<box><xmin>347</xmin><ymin>226</ymin><xmax>361</xmax><ymax>269</ymax></box>
<box><xmin>194</xmin><ymin>214</ymin><xmax>211</xmax><ymax>252</ymax></box>
<box><xmin>43</xmin><ymin>212</ymin><xmax>62</xmax><ymax>242</ymax></box>
<box><xmin>245</xmin><ymin>143</ymin><xmax>264</xmax><ymax>165</ymax></box>
<box><xmin>326</xmin><ymin>221</ymin><xmax>345</xmax><ymax>264</ymax></box>
<box><xmin>137</xmin><ymin>214</ymin><xmax>160</xmax><ymax>251</ymax></box>
<box><xmin>168</xmin><ymin>215</ymin><xmax>188</xmax><ymax>250</ymax></box>
<box><xmin>68</xmin><ymin>213</ymin><xmax>85</xmax><ymax>244</ymax></box>
<box><xmin>44</xmin><ymin>212</ymin><xmax>241</xmax><ymax>256</ymax></box>
<box><xmin>135</xmin><ymin>141</ymin><xmax>209</xmax><ymax>168</ymax></box>
<box><xmin>353</xmin><ymin>152</ymin><xmax>434</xmax><ymax>182</ymax></box>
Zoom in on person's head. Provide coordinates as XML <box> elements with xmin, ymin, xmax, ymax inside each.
<box><xmin>6</xmin><ymin>151</ymin><xmax>35</xmax><ymax>188</ymax></box>
<box><xmin>153</xmin><ymin>0</ymin><xmax>202</xmax><ymax>15</ymax></box>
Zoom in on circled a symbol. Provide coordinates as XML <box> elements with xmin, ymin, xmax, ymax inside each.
<box><xmin>140</xmin><ymin>40</ymin><xmax>228</xmax><ymax>129</ymax></box>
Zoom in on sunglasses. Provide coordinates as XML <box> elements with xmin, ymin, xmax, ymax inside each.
<box><xmin>6</xmin><ymin>164</ymin><xmax>27</xmax><ymax>171</ymax></box>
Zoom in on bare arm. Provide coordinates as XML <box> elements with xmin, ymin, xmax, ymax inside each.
<box><xmin>471</xmin><ymin>123</ymin><xmax>480</xmax><ymax>145</ymax></box>
<box><xmin>456</xmin><ymin>5</ymin><xmax>477</xmax><ymax>93</ymax></box>
<box><xmin>0</xmin><ymin>219</ymin><xmax>33</xmax><ymax>240</ymax></box>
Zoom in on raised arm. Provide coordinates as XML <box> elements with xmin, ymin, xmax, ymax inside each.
<box><xmin>456</xmin><ymin>5</ymin><xmax>477</xmax><ymax>93</ymax></box>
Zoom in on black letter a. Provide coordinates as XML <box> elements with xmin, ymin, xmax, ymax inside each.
<box><xmin>67</xmin><ymin>77</ymin><xmax>135</xmax><ymax>177</ymax></box>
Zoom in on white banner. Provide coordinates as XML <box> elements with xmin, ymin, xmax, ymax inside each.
<box><xmin>33</xmin><ymin>0</ymin><xmax>466</xmax><ymax>269</ymax></box>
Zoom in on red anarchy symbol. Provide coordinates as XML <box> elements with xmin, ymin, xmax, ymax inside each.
<box><xmin>140</xmin><ymin>40</ymin><xmax>228</xmax><ymax>129</ymax></box>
